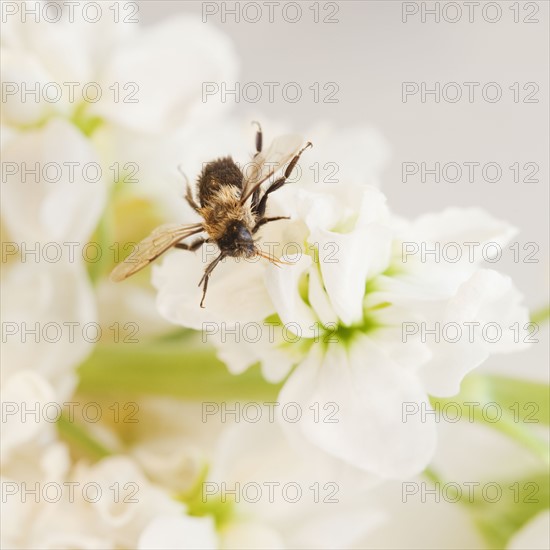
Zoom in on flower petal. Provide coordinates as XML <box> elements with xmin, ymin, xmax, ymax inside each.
<box><xmin>1</xmin><ymin>262</ymin><xmax>97</xmax><ymax>398</ymax></box>
<box><xmin>1</xmin><ymin>118</ymin><xmax>107</xmax><ymax>243</ymax></box>
<box><xmin>138</xmin><ymin>515</ymin><xmax>218</xmax><ymax>550</ymax></box>
<box><xmin>419</xmin><ymin>269</ymin><xmax>530</xmax><ymax>397</ymax></box>
<box><xmin>0</xmin><ymin>370</ymin><xmax>56</xmax><ymax>462</ymax></box>
<box><xmin>0</xmin><ymin>49</ymin><xmax>58</xmax><ymax>125</ymax></box>
<box><xmin>92</xmin><ymin>16</ymin><xmax>238</xmax><ymax>133</ymax></box>
<box><xmin>265</xmin><ymin>253</ymin><xmax>318</xmax><ymax>337</ymax></box>
<box><xmin>407</xmin><ymin>207</ymin><xmax>517</xmax><ymax>264</ymax></box>
<box><xmin>278</xmin><ymin>339</ymin><xmax>437</xmax><ymax>478</ymax></box>
<box><xmin>153</xmin><ymin>249</ymin><xmax>273</xmax><ymax>331</ymax></box>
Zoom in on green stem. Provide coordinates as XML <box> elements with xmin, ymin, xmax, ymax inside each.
<box><xmin>56</xmin><ymin>413</ymin><xmax>112</xmax><ymax>459</ymax></box>
<box><xmin>77</xmin><ymin>341</ymin><xmax>282</xmax><ymax>401</ymax></box>
<box><xmin>476</xmin><ymin>410</ymin><xmax>549</xmax><ymax>465</ymax></box>
<box><xmin>423</xmin><ymin>466</ymin><xmax>549</xmax><ymax>549</ymax></box>
<box><xmin>431</xmin><ymin>374</ymin><xmax>549</xmax><ymax>464</ymax></box>
<box><xmin>87</xmin><ymin>179</ymin><xmax>117</xmax><ymax>285</ymax></box>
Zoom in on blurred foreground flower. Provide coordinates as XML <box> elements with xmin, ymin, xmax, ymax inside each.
<box><xmin>1</xmin><ymin>1</ymin><xmax>237</xmax><ymax>137</ymax></box>
<box><xmin>131</xmin><ymin>411</ymin><xmax>383</xmax><ymax>550</ymax></box>
<box><xmin>1</xmin><ymin>0</ymin><xmax>239</xmax><ymax>271</ymax></box>
<box><xmin>1</xmin><ymin>0</ymin><xmax>238</xmax><ymax>446</ymax></box>
<box><xmin>1</xmin><ymin>450</ymin><xmax>219</xmax><ymax>549</ymax></box>
<box><xmin>0</xmin><ymin>6</ymin><xmax>241</xmax><ymax>548</ymax></box>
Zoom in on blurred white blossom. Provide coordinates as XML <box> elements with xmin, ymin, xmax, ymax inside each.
<box><xmin>209</xmin><ymin>420</ymin><xmax>384</xmax><ymax>550</ymax></box>
<box><xmin>1</xmin><ymin>453</ymin><xmax>209</xmax><ymax>550</ymax></box>
<box><xmin>133</xmin><ymin>416</ymin><xmax>384</xmax><ymax>550</ymax></box>
<box><xmin>0</xmin><ymin>7</ymin><xmax>241</xmax><ymax>549</ymax></box>
<box><xmin>1</xmin><ymin>0</ymin><xmax>240</xmax><ymax>335</ymax></box>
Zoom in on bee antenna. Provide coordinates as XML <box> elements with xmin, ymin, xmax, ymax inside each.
<box><xmin>177</xmin><ymin>164</ymin><xmax>189</xmax><ymax>186</ymax></box>
<box><xmin>255</xmin><ymin>250</ymin><xmax>293</xmax><ymax>267</ymax></box>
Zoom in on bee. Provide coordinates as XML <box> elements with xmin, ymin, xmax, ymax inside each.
<box><xmin>110</xmin><ymin>122</ymin><xmax>312</xmax><ymax>307</ymax></box>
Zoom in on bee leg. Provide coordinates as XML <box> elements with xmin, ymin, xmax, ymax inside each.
<box><xmin>185</xmin><ymin>184</ymin><xmax>201</xmax><ymax>213</ymax></box>
<box><xmin>253</xmin><ymin>141</ymin><xmax>313</xmax><ymax>217</ymax></box>
<box><xmin>198</xmin><ymin>253</ymin><xmax>225</xmax><ymax>308</ymax></box>
<box><xmin>252</xmin><ymin>121</ymin><xmax>263</xmax><ymax>155</ymax></box>
<box><xmin>253</xmin><ymin>177</ymin><xmax>285</xmax><ymax>217</ymax></box>
<box><xmin>175</xmin><ymin>238</ymin><xmax>206</xmax><ymax>251</ymax></box>
<box><xmin>282</xmin><ymin>141</ymin><xmax>313</xmax><ymax>181</ymax></box>
<box><xmin>178</xmin><ymin>166</ymin><xmax>200</xmax><ymax>212</ymax></box>
<box><xmin>253</xmin><ymin>173</ymin><xmax>290</xmax><ymax>216</ymax></box>
<box><xmin>199</xmin><ymin>275</ymin><xmax>211</xmax><ymax>308</ymax></box>
<box><xmin>251</xmin><ymin>187</ymin><xmax>261</xmax><ymax>210</ymax></box>
<box><xmin>250</xmin><ymin>121</ymin><xmax>263</xmax><ymax>206</ymax></box>
<box><xmin>252</xmin><ymin>216</ymin><xmax>290</xmax><ymax>234</ymax></box>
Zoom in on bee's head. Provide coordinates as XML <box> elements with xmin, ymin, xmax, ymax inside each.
<box><xmin>218</xmin><ymin>223</ymin><xmax>256</xmax><ymax>258</ymax></box>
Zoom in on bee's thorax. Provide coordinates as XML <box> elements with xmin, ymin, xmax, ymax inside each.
<box><xmin>199</xmin><ymin>185</ymin><xmax>255</xmax><ymax>254</ymax></box>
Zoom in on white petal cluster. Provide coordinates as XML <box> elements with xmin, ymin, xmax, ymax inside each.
<box><xmin>154</xmin><ymin>128</ymin><xmax>530</xmax><ymax>478</ymax></box>
<box><xmin>1</xmin><ymin>6</ymin><xmax>239</xmax><ymax>548</ymax></box>
<box><xmin>2</xmin><ymin>452</ymin><xmax>218</xmax><ymax>550</ymax></box>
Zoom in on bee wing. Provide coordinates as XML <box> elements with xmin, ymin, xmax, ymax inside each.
<box><xmin>241</xmin><ymin>134</ymin><xmax>304</xmax><ymax>203</ymax></box>
<box><xmin>110</xmin><ymin>223</ymin><xmax>204</xmax><ymax>282</ymax></box>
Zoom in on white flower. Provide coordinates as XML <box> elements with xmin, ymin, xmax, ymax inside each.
<box><xmin>1</xmin><ymin>3</ymin><xmax>238</xmax><ymax>133</ymax></box>
<box><xmin>0</xmin><ymin>370</ymin><xmax>56</xmax><ymax>464</ymax></box>
<box><xmin>2</xmin><ymin>452</ymin><xmax>207</xmax><ymax>550</ymax></box>
<box><xmin>115</xmin><ymin>397</ymin><xmax>385</xmax><ymax>550</ymax></box>
<box><xmin>1</xmin><ymin>118</ymin><xmax>106</xmax><ymax>244</ymax></box>
<box><xmin>1</xmin><ymin>2</ymin><xmax>239</xmax><ymax>222</ymax></box>
<box><xmin>0</xmin><ymin>0</ymin><xmax>240</xmax><ymax>443</ymax></box>
<box><xmin>153</xmin><ymin>127</ymin><xmax>530</xmax><ymax>478</ymax></box>
<box><xmin>0</xmin><ymin>259</ymin><xmax>97</xmax><ymax>541</ymax></box>
<box><xmin>0</xmin><ymin>262</ymin><xmax>96</xmax><ymax>403</ymax></box>
<box><xmin>1</xmin><ymin>2</ymin><xmax>242</xmax><ymax>354</ymax></box>
<box><xmin>207</xmin><ymin>420</ymin><xmax>384</xmax><ymax>550</ymax></box>
<box><xmin>353</xmin><ymin>409</ymin><xmax>547</xmax><ymax>550</ymax></box>
<box><xmin>0</xmin><ymin>12</ymin><xmax>239</xmax><ymax>546</ymax></box>
<box><xmin>0</xmin><ymin>441</ymin><xmax>72</xmax><ymax>549</ymax></box>
<box><xmin>123</xmin><ymin>398</ymin><xmax>227</xmax><ymax>494</ymax></box>
<box><xmin>69</xmin><ymin>456</ymin><xmax>183</xmax><ymax>547</ymax></box>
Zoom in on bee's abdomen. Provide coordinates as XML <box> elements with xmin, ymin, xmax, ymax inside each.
<box><xmin>198</xmin><ymin>157</ymin><xmax>243</xmax><ymax>207</ymax></box>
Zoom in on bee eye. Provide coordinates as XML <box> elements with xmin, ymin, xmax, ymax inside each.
<box><xmin>236</xmin><ymin>226</ymin><xmax>253</xmax><ymax>243</ymax></box>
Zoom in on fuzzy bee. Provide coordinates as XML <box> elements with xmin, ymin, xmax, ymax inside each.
<box><xmin>110</xmin><ymin>122</ymin><xmax>312</xmax><ymax>307</ymax></box>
